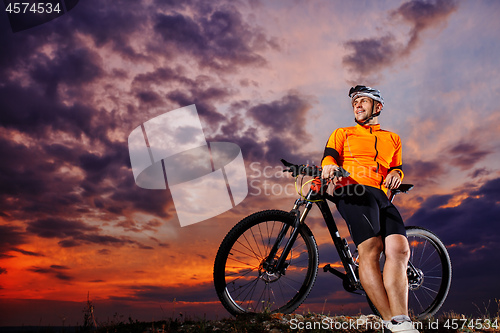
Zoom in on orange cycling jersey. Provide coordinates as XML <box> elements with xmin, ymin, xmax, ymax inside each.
<box><xmin>322</xmin><ymin>124</ymin><xmax>404</xmax><ymax>193</ymax></box>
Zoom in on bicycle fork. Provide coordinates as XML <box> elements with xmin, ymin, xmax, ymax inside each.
<box><xmin>262</xmin><ymin>197</ymin><xmax>313</xmax><ymax>276</ymax></box>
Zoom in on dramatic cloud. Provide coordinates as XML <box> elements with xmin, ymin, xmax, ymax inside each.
<box><xmin>26</xmin><ymin>218</ymin><xmax>98</xmax><ymax>239</ymax></box>
<box><xmin>211</xmin><ymin>91</ymin><xmax>316</xmax><ymax>165</ymax></box>
<box><xmin>406</xmin><ymin>177</ymin><xmax>500</xmax><ymax>311</ymax></box>
<box><xmin>26</xmin><ymin>218</ymin><xmax>154</xmax><ymax>249</ymax></box>
<box><xmin>1</xmin><ymin>0</ymin><xmax>499</xmax><ymax>326</ymax></box>
<box><xmin>393</xmin><ymin>0</ymin><xmax>459</xmax><ymax>52</ymax></box>
<box><xmin>28</xmin><ymin>265</ymin><xmax>74</xmax><ymax>281</ymax></box>
<box><xmin>343</xmin><ymin>35</ymin><xmax>400</xmax><ymax>78</ymax></box>
<box><xmin>343</xmin><ymin>0</ymin><xmax>458</xmax><ymax>81</ymax></box>
<box><xmin>403</xmin><ymin>160</ymin><xmax>445</xmax><ymax>184</ymax></box>
<box><xmin>108</xmin><ymin>281</ymin><xmax>216</xmax><ymax>304</ymax></box>
<box><xmin>0</xmin><ymin>225</ymin><xmax>26</xmax><ymax>258</ymax></box>
<box><xmin>10</xmin><ymin>248</ymin><xmax>45</xmax><ymax>257</ymax></box>
<box><xmin>446</xmin><ymin>142</ymin><xmax>492</xmax><ymax>170</ymax></box>
<box><xmin>153</xmin><ymin>5</ymin><xmax>275</xmax><ymax>71</ymax></box>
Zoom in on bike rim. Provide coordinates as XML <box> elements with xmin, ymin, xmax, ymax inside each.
<box><xmin>223</xmin><ymin>220</ymin><xmax>314</xmax><ymax>313</ymax></box>
<box><xmin>407</xmin><ymin>232</ymin><xmax>447</xmax><ymax>318</ymax></box>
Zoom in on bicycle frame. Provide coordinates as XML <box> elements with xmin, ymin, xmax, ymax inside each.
<box><xmin>262</xmin><ymin>183</ymin><xmax>362</xmax><ymax>293</ymax></box>
<box><xmin>262</xmin><ymin>179</ymin><xmax>421</xmax><ymax>295</ymax></box>
<box><xmin>214</xmin><ymin>160</ymin><xmax>451</xmax><ymax>319</ymax></box>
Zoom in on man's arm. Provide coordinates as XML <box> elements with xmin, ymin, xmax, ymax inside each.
<box><xmin>385</xmin><ymin>134</ymin><xmax>404</xmax><ymax>189</ymax></box>
<box><xmin>321</xmin><ymin>128</ymin><xmax>345</xmax><ymax>181</ymax></box>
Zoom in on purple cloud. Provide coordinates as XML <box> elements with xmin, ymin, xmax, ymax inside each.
<box><xmin>343</xmin><ymin>0</ymin><xmax>458</xmax><ymax>81</ymax></box>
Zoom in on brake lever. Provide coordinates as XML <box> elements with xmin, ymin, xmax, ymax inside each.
<box><xmin>333</xmin><ymin>167</ymin><xmax>350</xmax><ymax>178</ymax></box>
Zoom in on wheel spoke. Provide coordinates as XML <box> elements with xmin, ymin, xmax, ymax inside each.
<box><xmin>214</xmin><ymin>211</ymin><xmax>318</xmax><ymax>315</ymax></box>
<box><xmin>404</xmin><ymin>227</ymin><xmax>451</xmax><ymax>319</ymax></box>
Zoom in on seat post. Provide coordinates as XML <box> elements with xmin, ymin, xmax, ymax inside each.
<box><xmin>388</xmin><ymin>190</ymin><xmax>395</xmax><ymax>203</ymax></box>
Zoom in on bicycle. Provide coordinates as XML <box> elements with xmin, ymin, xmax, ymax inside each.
<box><xmin>213</xmin><ymin>159</ymin><xmax>452</xmax><ymax>320</ymax></box>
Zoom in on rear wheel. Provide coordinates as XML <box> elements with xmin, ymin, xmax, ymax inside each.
<box><xmin>367</xmin><ymin>226</ymin><xmax>452</xmax><ymax>320</ymax></box>
<box><xmin>213</xmin><ymin>210</ymin><xmax>319</xmax><ymax>315</ymax></box>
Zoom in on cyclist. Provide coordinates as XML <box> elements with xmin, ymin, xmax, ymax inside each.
<box><xmin>321</xmin><ymin>85</ymin><xmax>418</xmax><ymax>333</ymax></box>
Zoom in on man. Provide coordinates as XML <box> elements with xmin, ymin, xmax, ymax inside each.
<box><xmin>321</xmin><ymin>85</ymin><xmax>418</xmax><ymax>333</ymax></box>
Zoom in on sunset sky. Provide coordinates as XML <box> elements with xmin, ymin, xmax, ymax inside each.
<box><xmin>1</xmin><ymin>0</ymin><xmax>500</xmax><ymax>327</ymax></box>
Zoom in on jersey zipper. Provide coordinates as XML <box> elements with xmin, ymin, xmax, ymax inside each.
<box><xmin>370</xmin><ymin>127</ymin><xmax>382</xmax><ymax>188</ymax></box>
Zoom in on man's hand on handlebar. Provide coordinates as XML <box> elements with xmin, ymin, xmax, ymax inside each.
<box><xmin>384</xmin><ymin>170</ymin><xmax>402</xmax><ymax>190</ymax></box>
<box><xmin>321</xmin><ymin>164</ymin><xmax>343</xmax><ymax>184</ymax></box>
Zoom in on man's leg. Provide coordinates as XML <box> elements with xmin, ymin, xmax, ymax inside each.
<box><xmin>383</xmin><ymin>234</ymin><xmax>410</xmax><ymax>317</ymax></box>
<box><xmin>357</xmin><ymin>236</ymin><xmax>392</xmax><ymax>320</ymax></box>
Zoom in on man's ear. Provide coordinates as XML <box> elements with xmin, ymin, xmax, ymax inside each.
<box><xmin>375</xmin><ymin>101</ymin><xmax>383</xmax><ymax>112</ymax></box>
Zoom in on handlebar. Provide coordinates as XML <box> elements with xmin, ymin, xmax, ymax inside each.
<box><xmin>280</xmin><ymin>159</ymin><xmax>350</xmax><ymax>179</ymax></box>
<box><xmin>280</xmin><ymin>159</ymin><xmax>413</xmax><ymax>201</ymax></box>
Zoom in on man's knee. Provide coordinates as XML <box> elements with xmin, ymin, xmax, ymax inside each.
<box><xmin>358</xmin><ymin>236</ymin><xmax>384</xmax><ymax>261</ymax></box>
<box><xmin>384</xmin><ymin>234</ymin><xmax>410</xmax><ymax>262</ymax></box>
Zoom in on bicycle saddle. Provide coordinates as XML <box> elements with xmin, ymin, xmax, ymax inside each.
<box><xmin>392</xmin><ymin>184</ymin><xmax>414</xmax><ymax>194</ymax></box>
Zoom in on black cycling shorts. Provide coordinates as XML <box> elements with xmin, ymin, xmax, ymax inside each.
<box><xmin>334</xmin><ymin>184</ymin><xmax>406</xmax><ymax>247</ymax></box>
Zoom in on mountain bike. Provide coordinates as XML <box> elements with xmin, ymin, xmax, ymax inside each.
<box><xmin>213</xmin><ymin>160</ymin><xmax>452</xmax><ymax>320</ymax></box>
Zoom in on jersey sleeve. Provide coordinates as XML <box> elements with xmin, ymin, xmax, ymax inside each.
<box><xmin>388</xmin><ymin>134</ymin><xmax>404</xmax><ymax>180</ymax></box>
<box><xmin>322</xmin><ymin>128</ymin><xmax>345</xmax><ymax>168</ymax></box>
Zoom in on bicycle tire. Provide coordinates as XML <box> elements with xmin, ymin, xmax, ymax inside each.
<box><xmin>367</xmin><ymin>226</ymin><xmax>452</xmax><ymax>320</ymax></box>
<box><xmin>213</xmin><ymin>209</ymin><xmax>319</xmax><ymax>315</ymax></box>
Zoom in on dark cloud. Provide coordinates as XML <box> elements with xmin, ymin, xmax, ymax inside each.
<box><xmin>97</xmin><ymin>249</ymin><xmax>111</xmax><ymax>255</ymax></box>
<box><xmin>0</xmin><ymin>84</ymin><xmax>103</xmax><ymax>138</ymax></box>
<box><xmin>404</xmin><ymin>140</ymin><xmax>490</xmax><ymax>187</ymax></box>
<box><xmin>0</xmin><ymin>225</ymin><xmax>27</xmax><ymax>258</ymax></box>
<box><xmin>27</xmin><ymin>218</ymin><xmax>99</xmax><ymax>239</ymax></box>
<box><xmin>0</xmin><ymin>137</ymin><xmax>51</xmax><ymax>204</ymax></box>
<box><xmin>418</xmin><ymin>194</ymin><xmax>452</xmax><ymax>210</ymax></box>
<box><xmin>131</xmin><ymin>67</ymin><xmax>195</xmax><ymax>87</ymax></box>
<box><xmin>446</xmin><ymin>142</ymin><xmax>492</xmax><ymax>170</ymax></box>
<box><xmin>130</xmin><ymin>66</ymin><xmax>237</xmax><ymax>134</ymax></box>
<box><xmin>111</xmin><ymin>281</ymin><xmax>216</xmax><ymax>303</ymax></box>
<box><xmin>65</xmin><ymin>0</ymin><xmax>149</xmax><ymax>60</ymax></box>
<box><xmin>116</xmin><ymin>219</ymin><xmax>162</xmax><ymax>233</ymax></box>
<box><xmin>27</xmin><ymin>265</ymin><xmax>74</xmax><ymax>281</ymax></box>
<box><xmin>404</xmin><ymin>160</ymin><xmax>445</xmax><ymax>180</ymax></box>
<box><xmin>468</xmin><ymin>168</ymin><xmax>490</xmax><ymax>179</ymax></box>
<box><xmin>166</xmin><ymin>87</ymin><xmax>230</xmax><ymax>132</ymax></box>
<box><xmin>388</xmin><ymin>176</ymin><xmax>500</xmax><ymax>314</ymax></box>
<box><xmin>218</xmin><ymin>91</ymin><xmax>316</xmax><ymax>165</ymax></box>
<box><xmin>30</xmin><ymin>48</ymin><xmax>104</xmax><ymax>97</ymax></box>
<box><xmin>25</xmin><ymin>217</ymin><xmax>155</xmax><ymax>249</ymax></box>
<box><xmin>153</xmin><ymin>4</ymin><xmax>274</xmax><ymax>71</ymax></box>
<box><xmin>407</xmin><ymin>179</ymin><xmax>500</xmax><ymax>246</ymax></box>
<box><xmin>10</xmin><ymin>248</ymin><xmax>45</xmax><ymax>257</ymax></box>
<box><xmin>392</xmin><ymin>0</ymin><xmax>459</xmax><ymax>52</ymax></box>
<box><xmin>343</xmin><ymin>35</ymin><xmax>399</xmax><ymax>77</ymax></box>
<box><xmin>136</xmin><ymin>91</ymin><xmax>162</xmax><ymax>104</ymax></box>
<box><xmin>343</xmin><ymin>0</ymin><xmax>458</xmax><ymax>80</ymax></box>
<box><xmin>109</xmin><ymin>183</ymin><xmax>172</xmax><ymax>219</ymax></box>
<box><xmin>77</xmin><ymin>142</ymin><xmax>130</xmax><ymax>185</ymax></box>
<box><xmin>0</xmin><ymin>0</ymin><xmax>281</xmax><ymax>247</ymax></box>
<box><xmin>248</xmin><ymin>93</ymin><xmax>311</xmax><ymax>139</ymax></box>
<box><xmin>50</xmin><ymin>265</ymin><xmax>70</xmax><ymax>270</ymax></box>
<box><xmin>472</xmin><ymin>177</ymin><xmax>500</xmax><ymax>198</ymax></box>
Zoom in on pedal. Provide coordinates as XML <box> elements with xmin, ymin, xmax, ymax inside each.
<box><xmin>323</xmin><ymin>264</ymin><xmax>346</xmax><ymax>280</ymax></box>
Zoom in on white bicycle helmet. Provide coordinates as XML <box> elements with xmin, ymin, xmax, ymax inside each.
<box><xmin>349</xmin><ymin>85</ymin><xmax>384</xmax><ymax>107</ymax></box>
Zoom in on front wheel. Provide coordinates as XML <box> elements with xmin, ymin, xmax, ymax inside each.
<box><xmin>368</xmin><ymin>226</ymin><xmax>452</xmax><ymax>320</ymax></box>
<box><xmin>213</xmin><ymin>210</ymin><xmax>319</xmax><ymax>315</ymax></box>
